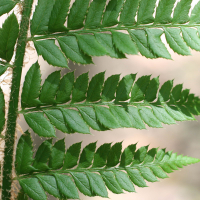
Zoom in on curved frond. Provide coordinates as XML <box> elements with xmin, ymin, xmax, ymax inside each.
<box><xmin>16</xmin><ymin>134</ymin><xmax>200</xmax><ymax>200</ymax></box>
<box><xmin>29</xmin><ymin>0</ymin><xmax>200</xmax><ymax>67</ymax></box>
<box><xmin>20</xmin><ymin>62</ymin><xmax>200</xmax><ymax>137</ymax></box>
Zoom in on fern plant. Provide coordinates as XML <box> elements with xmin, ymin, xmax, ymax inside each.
<box><xmin>0</xmin><ymin>0</ymin><xmax>200</xmax><ymax>199</ymax></box>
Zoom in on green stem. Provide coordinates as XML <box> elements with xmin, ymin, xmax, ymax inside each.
<box><xmin>18</xmin><ymin>101</ymin><xmax>154</xmax><ymax>114</ymax></box>
<box><xmin>28</xmin><ymin>23</ymin><xmax>200</xmax><ymax>41</ymax></box>
<box><xmin>2</xmin><ymin>0</ymin><xmax>33</xmax><ymax>199</ymax></box>
<box><xmin>14</xmin><ymin>159</ymin><xmax>178</xmax><ymax>180</ymax></box>
<box><xmin>18</xmin><ymin>100</ymin><xmax>197</xmax><ymax>114</ymax></box>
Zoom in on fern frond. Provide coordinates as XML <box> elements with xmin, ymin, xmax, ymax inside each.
<box><xmin>29</xmin><ymin>0</ymin><xmax>200</xmax><ymax>67</ymax></box>
<box><xmin>20</xmin><ymin>63</ymin><xmax>200</xmax><ymax>137</ymax></box>
<box><xmin>15</xmin><ymin>134</ymin><xmax>200</xmax><ymax>200</ymax></box>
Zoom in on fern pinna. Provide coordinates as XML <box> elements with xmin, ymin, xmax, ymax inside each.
<box><xmin>15</xmin><ymin>133</ymin><xmax>199</xmax><ymax>200</ymax></box>
<box><xmin>20</xmin><ymin>62</ymin><xmax>200</xmax><ymax>136</ymax></box>
<box><xmin>29</xmin><ymin>0</ymin><xmax>200</xmax><ymax>67</ymax></box>
<box><xmin>0</xmin><ymin>0</ymin><xmax>200</xmax><ymax>200</ymax></box>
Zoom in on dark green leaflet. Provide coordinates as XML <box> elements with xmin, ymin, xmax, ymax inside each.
<box><xmin>16</xmin><ymin>136</ymin><xmax>200</xmax><ymax>199</ymax></box>
<box><xmin>21</xmin><ymin>66</ymin><xmax>200</xmax><ymax>135</ymax></box>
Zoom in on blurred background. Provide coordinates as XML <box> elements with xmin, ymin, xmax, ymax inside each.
<box><xmin>1</xmin><ymin>0</ymin><xmax>200</xmax><ymax>199</ymax></box>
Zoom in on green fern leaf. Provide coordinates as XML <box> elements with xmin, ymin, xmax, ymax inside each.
<box><xmin>78</xmin><ymin>142</ymin><xmax>96</xmax><ymax>168</ymax></box>
<box><xmin>31</xmin><ymin>0</ymin><xmax>55</xmax><ymax>35</ymax></box>
<box><xmin>28</xmin><ymin>0</ymin><xmax>200</xmax><ymax>64</ymax></box>
<box><xmin>24</xmin><ymin>112</ymin><xmax>55</xmax><ymax>137</ymax></box>
<box><xmin>71</xmin><ymin>172</ymin><xmax>93</xmax><ymax>196</ymax></box>
<box><xmin>190</xmin><ymin>1</ymin><xmax>200</xmax><ymax>24</ymax></box>
<box><xmin>111</xmin><ymin>31</ymin><xmax>138</xmax><ymax>55</ymax></box>
<box><xmin>48</xmin><ymin>0</ymin><xmax>70</xmax><ymax>32</ymax></box>
<box><xmin>21</xmin><ymin>62</ymin><xmax>41</xmax><ymax>108</ymax></box>
<box><xmin>16</xmin><ymin>137</ymin><xmax>200</xmax><ymax>199</ymax></box>
<box><xmin>137</xmin><ymin>0</ymin><xmax>157</xmax><ymax>24</ymax></box>
<box><xmin>172</xmin><ymin>0</ymin><xmax>192</xmax><ymax>24</ymax></box>
<box><xmin>0</xmin><ymin>13</ymin><xmax>19</xmax><ymax>62</ymax></box>
<box><xmin>34</xmin><ymin>40</ymin><xmax>68</xmax><ymax>68</ymax></box>
<box><xmin>36</xmin><ymin>175</ymin><xmax>61</xmax><ymax>198</ymax></box>
<box><xmin>120</xmin><ymin>144</ymin><xmax>137</xmax><ymax>167</ymax></box>
<box><xmin>63</xmin><ymin>142</ymin><xmax>82</xmax><ymax>169</ymax></box>
<box><xmin>86</xmin><ymin>171</ymin><xmax>108</xmax><ymax>197</ymax></box>
<box><xmin>181</xmin><ymin>27</ymin><xmax>200</xmax><ymax>51</ymax></box>
<box><xmin>145</xmin><ymin>77</ymin><xmax>159</xmax><ymax>102</ymax></box>
<box><xmin>78</xmin><ymin>107</ymin><xmax>106</xmax><ymax>131</ymax></box>
<box><xmin>60</xmin><ymin>108</ymin><xmax>90</xmax><ymax>134</ymax></box>
<box><xmin>67</xmin><ymin>0</ymin><xmax>90</xmax><ymax>29</ymax></box>
<box><xmin>19</xmin><ymin>178</ymin><xmax>47</xmax><ymax>200</ymax></box>
<box><xmin>32</xmin><ymin>139</ymin><xmax>52</xmax><ymax>171</ymax></box>
<box><xmin>129</xmin><ymin>29</ymin><xmax>155</xmax><ymax>58</ymax></box>
<box><xmin>119</xmin><ymin>0</ymin><xmax>139</xmax><ymax>25</ymax></box>
<box><xmin>101</xmin><ymin>74</ymin><xmax>120</xmax><ymax>102</ymax></box>
<box><xmin>102</xmin><ymin>0</ymin><xmax>124</xmax><ymax>27</ymax></box>
<box><xmin>164</xmin><ymin>28</ymin><xmax>191</xmax><ymax>56</ymax></box>
<box><xmin>100</xmin><ymin>171</ymin><xmax>123</xmax><ymax>194</ymax></box>
<box><xmin>86</xmin><ymin>71</ymin><xmax>105</xmax><ymax>102</ymax></box>
<box><xmin>20</xmin><ymin>66</ymin><xmax>200</xmax><ymax>136</ymax></box>
<box><xmin>15</xmin><ymin>131</ymin><xmax>35</xmax><ymax>175</ymax></box>
<box><xmin>115</xmin><ymin>74</ymin><xmax>136</xmax><ymax>101</ymax></box>
<box><xmin>85</xmin><ymin>0</ymin><xmax>107</xmax><ymax>28</ymax></box>
<box><xmin>106</xmin><ymin>142</ymin><xmax>122</xmax><ymax>167</ymax></box>
<box><xmin>71</xmin><ymin>72</ymin><xmax>88</xmax><ymax>103</ymax></box>
<box><xmin>49</xmin><ymin>139</ymin><xmax>65</xmax><ymax>170</ymax></box>
<box><xmin>54</xmin><ymin>173</ymin><xmax>79</xmax><ymax>199</ymax></box>
<box><xmin>92</xmin><ymin>143</ymin><xmax>111</xmax><ymax>168</ymax></box>
<box><xmin>76</xmin><ymin>34</ymin><xmax>108</xmax><ymax>56</ymax></box>
<box><xmin>130</xmin><ymin>75</ymin><xmax>151</xmax><ymax>102</ymax></box>
<box><xmin>114</xmin><ymin>170</ymin><xmax>136</xmax><ymax>192</ymax></box>
<box><xmin>127</xmin><ymin>106</ymin><xmax>146</xmax><ymax>129</ymax></box>
<box><xmin>94</xmin><ymin>105</ymin><xmax>120</xmax><ymax>129</ymax></box>
<box><xmin>146</xmin><ymin>29</ymin><xmax>171</xmax><ymax>59</ymax></box>
<box><xmin>154</xmin><ymin>0</ymin><xmax>175</xmax><ymax>24</ymax></box>
<box><xmin>56</xmin><ymin>71</ymin><xmax>74</xmax><ymax>103</ymax></box>
<box><xmin>94</xmin><ymin>33</ymin><xmax>126</xmax><ymax>58</ymax></box>
<box><xmin>0</xmin><ymin>0</ymin><xmax>17</xmax><ymax>16</ymax></box>
<box><xmin>39</xmin><ymin>71</ymin><xmax>61</xmax><ymax>105</ymax></box>
<box><xmin>44</xmin><ymin>109</ymin><xmax>72</xmax><ymax>133</ymax></box>
<box><xmin>57</xmin><ymin>36</ymin><xmax>93</xmax><ymax>65</ymax></box>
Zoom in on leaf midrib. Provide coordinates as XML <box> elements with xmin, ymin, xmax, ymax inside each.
<box><xmin>29</xmin><ymin>23</ymin><xmax>200</xmax><ymax>41</ymax></box>
<box><xmin>17</xmin><ymin>159</ymin><xmax>183</xmax><ymax>179</ymax></box>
